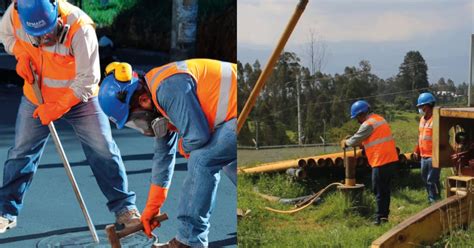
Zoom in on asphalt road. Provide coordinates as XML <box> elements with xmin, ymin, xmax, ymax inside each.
<box><xmin>0</xmin><ymin>86</ymin><xmax>237</xmax><ymax>247</ymax></box>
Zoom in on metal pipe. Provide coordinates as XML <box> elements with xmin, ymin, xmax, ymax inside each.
<box><xmin>286</xmin><ymin>168</ymin><xmax>307</xmax><ymax>179</ymax></box>
<box><xmin>344</xmin><ymin>147</ymin><xmax>356</xmax><ymax>186</ymax></box>
<box><xmin>307</xmin><ymin>158</ymin><xmax>317</xmax><ymax>168</ymax></box>
<box><xmin>298</xmin><ymin>159</ymin><xmax>307</xmax><ymax>167</ymax></box>
<box><xmin>317</xmin><ymin>158</ymin><xmax>326</xmax><ymax>167</ymax></box>
<box><xmin>325</xmin><ymin>158</ymin><xmax>334</xmax><ymax>167</ymax></box>
<box><xmin>30</xmin><ymin>64</ymin><xmax>99</xmax><ymax>243</ymax></box>
<box><xmin>469</xmin><ymin>34</ymin><xmax>474</xmax><ymax>107</ymax></box>
<box><xmin>237</xmin><ymin>0</ymin><xmax>309</xmax><ymax>133</ymax></box>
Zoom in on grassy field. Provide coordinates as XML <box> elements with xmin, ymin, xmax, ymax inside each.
<box><xmin>238</xmin><ymin>111</ymin><xmax>474</xmax><ymax>247</ymax></box>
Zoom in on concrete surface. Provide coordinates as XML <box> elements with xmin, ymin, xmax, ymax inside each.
<box><xmin>0</xmin><ymin>87</ymin><xmax>237</xmax><ymax>247</ymax></box>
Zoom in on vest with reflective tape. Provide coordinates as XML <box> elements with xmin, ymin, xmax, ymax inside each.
<box><xmin>361</xmin><ymin>114</ymin><xmax>398</xmax><ymax>167</ymax></box>
<box><xmin>11</xmin><ymin>0</ymin><xmax>96</xmax><ymax>105</ymax></box>
<box><xmin>145</xmin><ymin>59</ymin><xmax>237</xmax><ymax>156</ymax></box>
<box><xmin>418</xmin><ymin>116</ymin><xmax>433</xmax><ymax>157</ymax></box>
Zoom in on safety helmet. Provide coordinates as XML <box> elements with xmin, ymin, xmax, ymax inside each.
<box><xmin>17</xmin><ymin>0</ymin><xmax>59</xmax><ymax>37</ymax></box>
<box><xmin>416</xmin><ymin>92</ymin><xmax>436</xmax><ymax>107</ymax></box>
<box><xmin>350</xmin><ymin>100</ymin><xmax>370</xmax><ymax>119</ymax></box>
<box><xmin>98</xmin><ymin>62</ymin><xmax>139</xmax><ymax>129</ymax></box>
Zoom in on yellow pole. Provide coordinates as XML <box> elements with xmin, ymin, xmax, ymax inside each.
<box><xmin>237</xmin><ymin>0</ymin><xmax>309</xmax><ymax>133</ymax></box>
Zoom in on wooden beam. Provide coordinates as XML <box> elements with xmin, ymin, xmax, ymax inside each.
<box><xmin>371</xmin><ymin>194</ymin><xmax>471</xmax><ymax>248</ymax></box>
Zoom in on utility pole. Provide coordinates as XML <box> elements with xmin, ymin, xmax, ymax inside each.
<box><xmin>323</xmin><ymin>119</ymin><xmax>326</xmax><ymax>153</ymax></box>
<box><xmin>297</xmin><ymin>79</ymin><xmax>302</xmax><ymax>145</ymax></box>
<box><xmin>255</xmin><ymin>120</ymin><xmax>259</xmax><ymax>150</ymax></box>
<box><xmin>469</xmin><ymin>34</ymin><xmax>474</xmax><ymax>107</ymax></box>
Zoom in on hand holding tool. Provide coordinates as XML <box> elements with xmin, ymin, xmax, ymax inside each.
<box><xmin>141</xmin><ymin>184</ymin><xmax>168</xmax><ymax>238</ymax></box>
<box><xmin>106</xmin><ymin>213</ymin><xmax>168</xmax><ymax>248</ymax></box>
<box><xmin>16</xmin><ymin>54</ymin><xmax>35</xmax><ymax>84</ymax></box>
<box><xmin>29</xmin><ymin>62</ymin><xmax>99</xmax><ymax>243</ymax></box>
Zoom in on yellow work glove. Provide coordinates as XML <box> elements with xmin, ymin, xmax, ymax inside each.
<box><xmin>141</xmin><ymin>184</ymin><xmax>168</xmax><ymax>238</ymax></box>
<box><xmin>33</xmin><ymin>88</ymin><xmax>81</xmax><ymax>125</ymax></box>
<box><xmin>16</xmin><ymin>53</ymin><xmax>35</xmax><ymax>84</ymax></box>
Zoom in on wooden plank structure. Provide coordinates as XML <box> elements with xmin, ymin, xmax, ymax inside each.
<box><xmin>372</xmin><ymin>107</ymin><xmax>474</xmax><ymax>247</ymax></box>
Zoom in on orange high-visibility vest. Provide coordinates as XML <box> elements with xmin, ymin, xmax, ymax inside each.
<box><xmin>418</xmin><ymin>116</ymin><xmax>433</xmax><ymax>157</ymax></box>
<box><xmin>145</xmin><ymin>59</ymin><xmax>237</xmax><ymax>157</ymax></box>
<box><xmin>361</xmin><ymin>114</ymin><xmax>399</xmax><ymax>167</ymax></box>
<box><xmin>11</xmin><ymin>0</ymin><xmax>96</xmax><ymax>105</ymax></box>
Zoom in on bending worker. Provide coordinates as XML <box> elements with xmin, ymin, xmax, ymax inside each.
<box><xmin>0</xmin><ymin>0</ymin><xmax>138</xmax><ymax>233</ymax></box>
<box><xmin>98</xmin><ymin>59</ymin><xmax>237</xmax><ymax>248</ymax></box>
<box><xmin>413</xmin><ymin>92</ymin><xmax>439</xmax><ymax>203</ymax></box>
<box><xmin>341</xmin><ymin>100</ymin><xmax>398</xmax><ymax>225</ymax></box>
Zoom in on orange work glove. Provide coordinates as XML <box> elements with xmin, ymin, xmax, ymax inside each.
<box><xmin>33</xmin><ymin>88</ymin><xmax>81</xmax><ymax>125</ymax></box>
<box><xmin>16</xmin><ymin>53</ymin><xmax>35</xmax><ymax>84</ymax></box>
<box><xmin>141</xmin><ymin>184</ymin><xmax>168</xmax><ymax>238</ymax></box>
<box><xmin>178</xmin><ymin>138</ymin><xmax>190</xmax><ymax>159</ymax></box>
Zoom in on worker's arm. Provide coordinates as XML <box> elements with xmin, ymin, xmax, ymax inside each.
<box><xmin>346</xmin><ymin>123</ymin><xmax>374</xmax><ymax>147</ymax></box>
<box><xmin>142</xmin><ymin>131</ymin><xmax>178</xmax><ymax>237</ymax></box>
<box><xmin>0</xmin><ymin>4</ymin><xmax>17</xmax><ymax>56</ymax></box>
<box><xmin>70</xmin><ymin>25</ymin><xmax>101</xmax><ymax>102</ymax></box>
<box><xmin>151</xmin><ymin>131</ymin><xmax>179</xmax><ymax>188</ymax></box>
<box><xmin>156</xmin><ymin>75</ymin><xmax>211</xmax><ymax>153</ymax></box>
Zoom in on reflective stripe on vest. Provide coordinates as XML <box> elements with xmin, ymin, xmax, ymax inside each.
<box><xmin>11</xmin><ymin>0</ymin><xmax>95</xmax><ymax>105</ymax></box>
<box><xmin>145</xmin><ymin>59</ymin><xmax>237</xmax><ymax>130</ymax></box>
<box><xmin>361</xmin><ymin>114</ymin><xmax>399</xmax><ymax>167</ymax></box>
<box><xmin>364</xmin><ymin>135</ymin><xmax>394</xmax><ymax>149</ymax></box>
<box><xmin>215</xmin><ymin>62</ymin><xmax>233</xmax><ymax>127</ymax></box>
<box><xmin>418</xmin><ymin>116</ymin><xmax>433</xmax><ymax>157</ymax></box>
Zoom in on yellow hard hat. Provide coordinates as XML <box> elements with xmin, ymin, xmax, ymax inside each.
<box><xmin>105</xmin><ymin>62</ymin><xmax>133</xmax><ymax>82</ymax></box>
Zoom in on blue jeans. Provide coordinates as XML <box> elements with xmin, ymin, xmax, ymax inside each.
<box><xmin>421</xmin><ymin>157</ymin><xmax>440</xmax><ymax>203</ymax></box>
<box><xmin>176</xmin><ymin>118</ymin><xmax>236</xmax><ymax>248</ymax></box>
<box><xmin>0</xmin><ymin>96</ymin><xmax>136</xmax><ymax>220</ymax></box>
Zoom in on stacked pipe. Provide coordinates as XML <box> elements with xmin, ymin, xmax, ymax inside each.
<box><xmin>239</xmin><ymin>149</ymin><xmax>420</xmax><ymax>175</ymax></box>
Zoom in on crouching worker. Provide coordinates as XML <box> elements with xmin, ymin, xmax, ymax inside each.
<box><xmin>341</xmin><ymin>100</ymin><xmax>398</xmax><ymax>225</ymax></box>
<box><xmin>98</xmin><ymin>59</ymin><xmax>237</xmax><ymax>248</ymax></box>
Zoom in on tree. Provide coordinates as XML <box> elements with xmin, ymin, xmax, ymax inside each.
<box><xmin>305</xmin><ymin>28</ymin><xmax>327</xmax><ymax>75</ymax></box>
<box><xmin>396</xmin><ymin>51</ymin><xmax>429</xmax><ymax>108</ymax></box>
<box><xmin>397</xmin><ymin>51</ymin><xmax>429</xmax><ymax>91</ymax></box>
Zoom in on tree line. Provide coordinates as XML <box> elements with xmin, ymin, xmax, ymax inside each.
<box><xmin>238</xmin><ymin>51</ymin><xmax>469</xmax><ymax>146</ymax></box>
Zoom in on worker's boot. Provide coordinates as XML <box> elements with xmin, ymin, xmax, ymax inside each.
<box><xmin>152</xmin><ymin>238</ymin><xmax>191</xmax><ymax>248</ymax></box>
<box><xmin>116</xmin><ymin>208</ymin><xmax>141</xmax><ymax>227</ymax></box>
<box><xmin>0</xmin><ymin>216</ymin><xmax>17</xmax><ymax>233</ymax></box>
<box><xmin>373</xmin><ymin>216</ymin><xmax>388</xmax><ymax>226</ymax></box>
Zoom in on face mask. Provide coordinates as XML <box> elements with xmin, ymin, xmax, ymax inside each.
<box><xmin>418</xmin><ymin>108</ymin><xmax>425</xmax><ymax>115</ymax></box>
<box><xmin>125</xmin><ymin>110</ymin><xmax>160</xmax><ymax>137</ymax></box>
<box><xmin>36</xmin><ymin>22</ymin><xmax>69</xmax><ymax>47</ymax></box>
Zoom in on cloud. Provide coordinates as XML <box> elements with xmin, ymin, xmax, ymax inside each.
<box><xmin>238</xmin><ymin>0</ymin><xmax>470</xmax><ymax>45</ymax></box>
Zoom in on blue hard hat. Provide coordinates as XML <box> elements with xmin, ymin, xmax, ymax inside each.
<box><xmin>350</xmin><ymin>100</ymin><xmax>370</xmax><ymax>119</ymax></box>
<box><xmin>17</xmin><ymin>0</ymin><xmax>58</xmax><ymax>37</ymax></box>
<box><xmin>98</xmin><ymin>73</ymin><xmax>139</xmax><ymax>129</ymax></box>
<box><xmin>416</xmin><ymin>92</ymin><xmax>436</xmax><ymax>107</ymax></box>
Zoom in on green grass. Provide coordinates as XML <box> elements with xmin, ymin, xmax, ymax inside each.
<box><xmin>238</xmin><ymin>110</ymin><xmax>474</xmax><ymax>247</ymax></box>
<box><xmin>83</xmin><ymin>0</ymin><xmax>138</xmax><ymax>27</ymax></box>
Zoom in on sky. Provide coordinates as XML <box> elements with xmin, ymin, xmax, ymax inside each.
<box><xmin>238</xmin><ymin>0</ymin><xmax>473</xmax><ymax>84</ymax></box>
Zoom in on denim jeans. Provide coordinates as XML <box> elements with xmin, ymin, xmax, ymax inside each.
<box><xmin>175</xmin><ymin>118</ymin><xmax>236</xmax><ymax>248</ymax></box>
<box><xmin>372</xmin><ymin>162</ymin><xmax>397</xmax><ymax>219</ymax></box>
<box><xmin>421</xmin><ymin>157</ymin><xmax>440</xmax><ymax>203</ymax></box>
<box><xmin>0</xmin><ymin>96</ymin><xmax>136</xmax><ymax>220</ymax></box>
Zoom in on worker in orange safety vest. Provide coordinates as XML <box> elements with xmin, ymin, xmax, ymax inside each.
<box><xmin>341</xmin><ymin>100</ymin><xmax>398</xmax><ymax>225</ymax></box>
<box><xmin>413</xmin><ymin>92</ymin><xmax>439</xmax><ymax>203</ymax></box>
<box><xmin>98</xmin><ymin>59</ymin><xmax>237</xmax><ymax>248</ymax></box>
<box><xmin>0</xmin><ymin>0</ymin><xmax>138</xmax><ymax>233</ymax></box>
